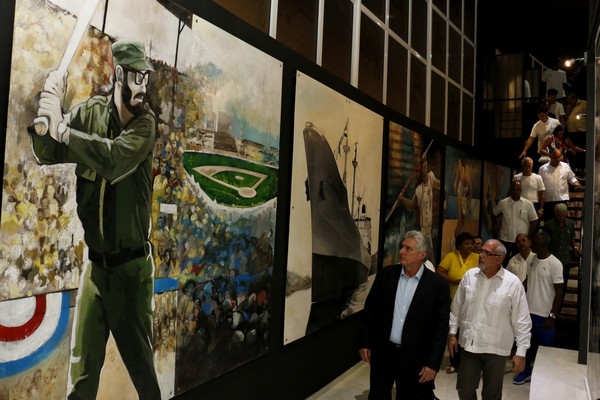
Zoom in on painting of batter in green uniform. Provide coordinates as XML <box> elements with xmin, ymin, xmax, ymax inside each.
<box><xmin>0</xmin><ymin>0</ymin><xmax>282</xmax><ymax>398</ymax></box>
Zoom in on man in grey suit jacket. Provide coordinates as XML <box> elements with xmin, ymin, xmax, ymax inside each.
<box><xmin>359</xmin><ymin>230</ymin><xmax>450</xmax><ymax>400</ymax></box>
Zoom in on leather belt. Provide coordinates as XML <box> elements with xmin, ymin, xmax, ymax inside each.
<box><xmin>390</xmin><ymin>342</ymin><xmax>402</xmax><ymax>349</ymax></box>
<box><xmin>89</xmin><ymin>246</ymin><xmax>148</xmax><ymax>268</ymax></box>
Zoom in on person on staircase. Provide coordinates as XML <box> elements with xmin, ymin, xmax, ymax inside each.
<box><xmin>506</xmin><ymin>233</ymin><xmax>535</xmax><ymax>283</ymax></box>
<box><xmin>545</xmin><ymin>88</ymin><xmax>565</xmax><ymax>125</ymax></box>
<box><xmin>492</xmin><ymin>180</ymin><xmax>538</xmax><ymax>266</ymax></box>
<box><xmin>538</xmin><ymin>125</ymin><xmax>585</xmax><ymax>166</ymax></box>
<box><xmin>512</xmin><ymin>157</ymin><xmax>545</xmax><ymax>218</ymax></box>
<box><xmin>519</xmin><ymin>106</ymin><xmax>561</xmax><ymax>169</ymax></box>
<box><xmin>538</xmin><ymin>149</ymin><xmax>583</xmax><ymax>223</ymax></box>
<box><xmin>513</xmin><ymin>232</ymin><xmax>564</xmax><ymax>385</ymax></box>
<box><xmin>565</xmin><ymin>91</ymin><xmax>587</xmax><ymax>171</ymax></box>
<box><xmin>542</xmin><ymin>203</ymin><xmax>582</xmax><ymax>302</ymax></box>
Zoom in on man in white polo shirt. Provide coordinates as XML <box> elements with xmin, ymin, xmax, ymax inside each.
<box><xmin>538</xmin><ymin>149</ymin><xmax>582</xmax><ymax>222</ymax></box>
<box><xmin>506</xmin><ymin>233</ymin><xmax>535</xmax><ymax>283</ymax></box>
<box><xmin>493</xmin><ymin>180</ymin><xmax>538</xmax><ymax>265</ymax></box>
<box><xmin>512</xmin><ymin>157</ymin><xmax>545</xmax><ymax>217</ymax></box>
<box><xmin>513</xmin><ymin>232</ymin><xmax>564</xmax><ymax>385</ymax></box>
<box><xmin>519</xmin><ymin>106</ymin><xmax>561</xmax><ymax>167</ymax></box>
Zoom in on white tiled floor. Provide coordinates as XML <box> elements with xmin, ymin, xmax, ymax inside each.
<box><xmin>529</xmin><ymin>347</ymin><xmax>588</xmax><ymax>400</ymax></box>
<box><xmin>308</xmin><ymin>347</ymin><xmax>588</xmax><ymax>400</ymax></box>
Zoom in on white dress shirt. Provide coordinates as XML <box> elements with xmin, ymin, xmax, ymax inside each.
<box><xmin>507</xmin><ymin>251</ymin><xmax>535</xmax><ymax>283</ymax></box>
<box><xmin>549</xmin><ymin>101</ymin><xmax>565</xmax><ymax>119</ymax></box>
<box><xmin>529</xmin><ymin>117</ymin><xmax>561</xmax><ymax>153</ymax></box>
<box><xmin>538</xmin><ymin>161</ymin><xmax>579</xmax><ymax>202</ymax></box>
<box><xmin>512</xmin><ymin>173</ymin><xmax>545</xmax><ymax>204</ymax></box>
<box><xmin>526</xmin><ymin>255</ymin><xmax>564</xmax><ymax>317</ymax></box>
<box><xmin>450</xmin><ymin>267</ymin><xmax>532</xmax><ymax>357</ymax></box>
<box><xmin>493</xmin><ymin>196</ymin><xmax>538</xmax><ymax>242</ymax></box>
<box><xmin>542</xmin><ymin>69</ymin><xmax>567</xmax><ymax>98</ymax></box>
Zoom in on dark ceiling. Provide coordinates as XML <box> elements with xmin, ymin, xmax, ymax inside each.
<box><xmin>479</xmin><ymin>0</ymin><xmax>590</xmax><ymax>67</ymax></box>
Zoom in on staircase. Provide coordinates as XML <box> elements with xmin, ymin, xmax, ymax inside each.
<box><xmin>555</xmin><ymin>167</ymin><xmax>585</xmax><ymax>350</ymax></box>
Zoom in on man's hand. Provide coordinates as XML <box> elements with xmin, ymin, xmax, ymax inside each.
<box><xmin>512</xmin><ymin>355</ymin><xmax>526</xmax><ymax>373</ymax></box>
<box><xmin>418</xmin><ymin>366</ymin><xmax>437</xmax><ymax>383</ymax></box>
<box><xmin>37</xmin><ymin>70</ymin><xmax>67</xmax><ymax>141</ymax></box>
<box><xmin>38</xmin><ymin>91</ymin><xmax>65</xmax><ymax>142</ymax></box>
<box><xmin>43</xmin><ymin>70</ymin><xmax>67</xmax><ymax>100</ymax></box>
<box><xmin>447</xmin><ymin>335</ymin><xmax>458</xmax><ymax>357</ymax></box>
<box><xmin>358</xmin><ymin>348</ymin><xmax>371</xmax><ymax>363</ymax></box>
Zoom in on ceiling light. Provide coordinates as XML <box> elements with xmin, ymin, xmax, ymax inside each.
<box><xmin>565</xmin><ymin>57</ymin><xmax>585</xmax><ymax>67</ymax></box>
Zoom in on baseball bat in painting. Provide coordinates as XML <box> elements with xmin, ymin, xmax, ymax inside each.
<box><xmin>385</xmin><ymin>139</ymin><xmax>434</xmax><ymax>223</ymax></box>
<box><xmin>33</xmin><ymin>0</ymin><xmax>102</xmax><ymax>135</ymax></box>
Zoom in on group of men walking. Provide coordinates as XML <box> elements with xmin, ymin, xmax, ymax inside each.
<box><xmin>360</xmin><ymin>228</ymin><xmax>573</xmax><ymax>399</ymax></box>
<box><xmin>359</xmin><ymin>158</ymin><xmax>582</xmax><ymax>399</ymax></box>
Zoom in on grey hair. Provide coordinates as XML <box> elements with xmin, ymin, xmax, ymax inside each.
<box><xmin>486</xmin><ymin>239</ymin><xmax>507</xmax><ymax>259</ymax></box>
<box><xmin>522</xmin><ymin>157</ymin><xmax>533</xmax><ymax>166</ymax></box>
<box><xmin>404</xmin><ymin>230</ymin><xmax>429</xmax><ymax>254</ymax></box>
<box><xmin>554</xmin><ymin>203</ymin><xmax>568</xmax><ymax>214</ymax></box>
<box><xmin>495</xmin><ymin>241</ymin><xmax>507</xmax><ymax>258</ymax></box>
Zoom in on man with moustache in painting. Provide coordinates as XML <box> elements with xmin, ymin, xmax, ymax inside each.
<box><xmin>29</xmin><ymin>40</ymin><xmax>161</xmax><ymax>399</ymax></box>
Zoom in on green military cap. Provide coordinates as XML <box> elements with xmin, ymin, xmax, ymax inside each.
<box><xmin>111</xmin><ymin>40</ymin><xmax>154</xmax><ymax>71</ymax></box>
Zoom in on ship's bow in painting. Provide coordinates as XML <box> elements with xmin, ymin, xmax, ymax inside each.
<box><xmin>303</xmin><ymin>122</ymin><xmax>372</xmax><ymax>334</ymax></box>
<box><xmin>284</xmin><ymin>73</ymin><xmax>383</xmax><ymax>344</ymax></box>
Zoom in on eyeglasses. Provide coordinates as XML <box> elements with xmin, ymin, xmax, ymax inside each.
<box><xmin>481</xmin><ymin>250</ymin><xmax>501</xmax><ymax>257</ymax></box>
<box><xmin>125</xmin><ymin>67</ymin><xmax>150</xmax><ymax>85</ymax></box>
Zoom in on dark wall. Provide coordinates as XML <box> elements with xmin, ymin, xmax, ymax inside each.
<box><xmin>0</xmin><ymin>1</ymin><xmax>515</xmax><ymax>399</ymax></box>
<box><xmin>0</xmin><ymin>0</ymin><xmax>13</xmax><ymax>189</ymax></box>
<box><xmin>169</xmin><ymin>2</ymin><xmax>502</xmax><ymax>399</ymax></box>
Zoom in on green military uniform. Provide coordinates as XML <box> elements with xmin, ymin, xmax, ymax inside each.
<box><xmin>29</xmin><ymin>42</ymin><xmax>161</xmax><ymax>398</ymax></box>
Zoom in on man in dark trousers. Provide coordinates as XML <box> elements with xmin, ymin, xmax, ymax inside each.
<box><xmin>449</xmin><ymin>239</ymin><xmax>531</xmax><ymax>399</ymax></box>
<box><xmin>29</xmin><ymin>40</ymin><xmax>160</xmax><ymax>399</ymax></box>
<box><xmin>359</xmin><ymin>230</ymin><xmax>450</xmax><ymax>400</ymax></box>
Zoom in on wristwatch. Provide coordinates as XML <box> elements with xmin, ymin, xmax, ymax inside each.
<box><xmin>549</xmin><ymin>312</ymin><xmax>556</xmax><ymax>319</ymax></box>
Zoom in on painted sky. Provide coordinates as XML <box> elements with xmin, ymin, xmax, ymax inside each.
<box><xmin>48</xmin><ymin>0</ymin><xmax>282</xmax><ymax>148</ymax></box>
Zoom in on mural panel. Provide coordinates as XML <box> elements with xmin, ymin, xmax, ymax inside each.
<box><xmin>169</xmin><ymin>11</ymin><xmax>281</xmax><ymax>397</ymax></box>
<box><xmin>441</xmin><ymin>147</ymin><xmax>482</xmax><ymax>258</ymax></box>
<box><xmin>383</xmin><ymin>122</ymin><xmax>443</xmax><ymax>266</ymax></box>
<box><xmin>1</xmin><ymin>0</ymin><xmax>281</xmax><ymax>398</ymax></box>
<box><xmin>481</xmin><ymin>161</ymin><xmax>511</xmax><ymax>241</ymax></box>
<box><xmin>284</xmin><ymin>72</ymin><xmax>383</xmax><ymax>344</ymax></box>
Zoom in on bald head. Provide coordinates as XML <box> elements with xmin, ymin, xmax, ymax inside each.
<box><xmin>479</xmin><ymin>239</ymin><xmax>506</xmax><ymax>277</ymax></box>
<box><xmin>521</xmin><ymin>157</ymin><xmax>533</xmax><ymax>176</ymax></box>
<box><xmin>509</xmin><ymin>180</ymin><xmax>522</xmax><ymax>200</ymax></box>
